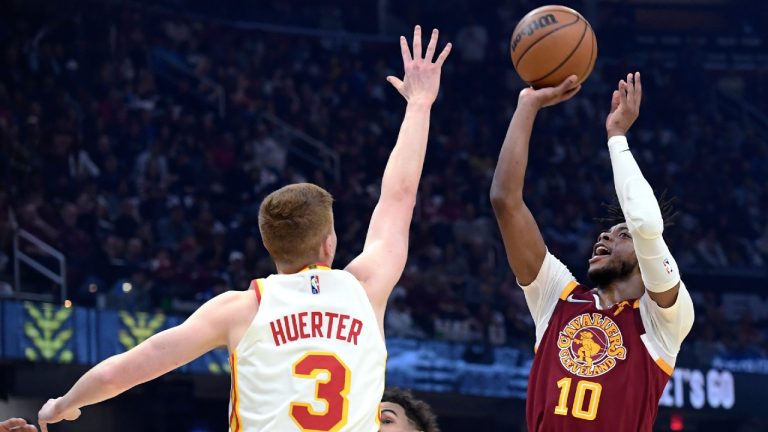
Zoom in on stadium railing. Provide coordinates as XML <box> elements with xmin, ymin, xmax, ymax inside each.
<box><xmin>12</xmin><ymin>229</ymin><xmax>67</xmax><ymax>304</ymax></box>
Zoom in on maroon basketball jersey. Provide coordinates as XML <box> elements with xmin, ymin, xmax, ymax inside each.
<box><xmin>526</xmin><ymin>282</ymin><xmax>671</xmax><ymax>431</ymax></box>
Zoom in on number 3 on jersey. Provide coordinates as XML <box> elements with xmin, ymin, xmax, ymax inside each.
<box><xmin>554</xmin><ymin>377</ymin><xmax>602</xmax><ymax>420</ymax></box>
<box><xmin>290</xmin><ymin>352</ymin><xmax>351</xmax><ymax>432</ymax></box>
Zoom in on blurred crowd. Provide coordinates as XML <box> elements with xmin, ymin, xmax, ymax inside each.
<box><xmin>1</xmin><ymin>0</ymin><xmax>766</xmax><ymax>361</ymax></box>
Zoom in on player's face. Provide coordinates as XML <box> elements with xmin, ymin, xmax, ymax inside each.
<box><xmin>587</xmin><ymin>223</ymin><xmax>638</xmax><ymax>285</ymax></box>
<box><xmin>379</xmin><ymin>402</ymin><xmax>420</xmax><ymax>432</ymax></box>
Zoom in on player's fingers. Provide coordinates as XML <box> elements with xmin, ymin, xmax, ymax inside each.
<box><xmin>412</xmin><ymin>25</ymin><xmax>422</xmax><ymax>59</ymax></box>
<box><xmin>610</xmin><ymin>90</ymin><xmax>620</xmax><ymax>113</ymax></box>
<box><xmin>625</xmin><ymin>73</ymin><xmax>636</xmax><ymax>102</ymax></box>
<box><xmin>2</xmin><ymin>418</ymin><xmax>26</xmax><ymax>427</ymax></box>
<box><xmin>38</xmin><ymin>422</ymin><xmax>48</xmax><ymax>432</ymax></box>
<box><xmin>399</xmin><ymin>36</ymin><xmax>411</xmax><ymax>64</ymax></box>
<box><xmin>562</xmin><ymin>84</ymin><xmax>582</xmax><ymax>101</ymax></box>
<box><xmin>425</xmin><ymin>29</ymin><xmax>439</xmax><ymax>62</ymax></box>
<box><xmin>634</xmin><ymin>71</ymin><xmax>642</xmax><ymax>106</ymax></box>
<box><xmin>435</xmin><ymin>42</ymin><xmax>452</xmax><ymax>67</ymax></box>
<box><xmin>618</xmin><ymin>80</ymin><xmax>628</xmax><ymax>105</ymax></box>
<box><xmin>386</xmin><ymin>76</ymin><xmax>404</xmax><ymax>92</ymax></box>
<box><xmin>557</xmin><ymin>75</ymin><xmax>578</xmax><ymax>93</ymax></box>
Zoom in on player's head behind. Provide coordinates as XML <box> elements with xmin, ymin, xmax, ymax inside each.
<box><xmin>258</xmin><ymin>183</ymin><xmax>336</xmax><ymax>272</ymax></box>
<box><xmin>380</xmin><ymin>388</ymin><xmax>440</xmax><ymax>432</ymax></box>
<box><xmin>587</xmin><ymin>194</ymin><xmax>677</xmax><ymax>287</ymax></box>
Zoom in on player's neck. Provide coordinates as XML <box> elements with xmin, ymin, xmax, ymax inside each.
<box><xmin>595</xmin><ymin>276</ymin><xmax>644</xmax><ymax>309</ymax></box>
<box><xmin>275</xmin><ymin>260</ymin><xmax>329</xmax><ymax>275</ymax></box>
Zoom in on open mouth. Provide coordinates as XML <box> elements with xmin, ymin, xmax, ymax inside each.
<box><xmin>589</xmin><ymin>244</ymin><xmax>611</xmax><ymax>263</ymax></box>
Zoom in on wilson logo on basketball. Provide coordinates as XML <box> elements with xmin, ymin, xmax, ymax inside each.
<box><xmin>511</xmin><ymin>14</ymin><xmax>559</xmax><ymax>52</ymax></box>
<box><xmin>556</xmin><ymin>313</ymin><xmax>626</xmax><ymax>377</ymax></box>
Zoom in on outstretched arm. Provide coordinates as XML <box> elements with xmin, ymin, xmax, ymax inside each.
<box><xmin>345</xmin><ymin>26</ymin><xmax>451</xmax><ymax>322</ymax></box>
<box><xmin>38</xmin><ymin>291</ymin><xmax>253</xmax><ymax>431</ymax></box>
<box><xmin>490</xmin><ymin>77</ymin><xmax>581</xmax><ymax>285</ymax></box>
<box><xmin>605</xmin><ymin>72</ymin><xmax>680</xmax><ymax>308</ymax></box>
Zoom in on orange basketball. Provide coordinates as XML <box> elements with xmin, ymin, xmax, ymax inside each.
<box><xmin>510</xmin><ymin>5</ymin><xmax>597</xmax><ymax>89</ymax></box>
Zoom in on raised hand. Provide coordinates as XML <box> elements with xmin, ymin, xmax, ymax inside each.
<box><xmin>0</xmin><ymin>418</ymin><xmax>37</xmax><ymax>432</ymax></box>
<box><xmin>38</xmin><ymin>398</ymin><xmax>81</xmax><ymax>432</ymax></box>
<box><xmin>387</xmin><ymin>25</ymin><xmax>452</xmax><ymax>105</ymax></box>
<box><xmin>518</xmin><ymin>75</ymin><xmax>581</xmax><ymax>110</ymax></box>
<box><xmin>606</xmin><ymin>72</ymin><xmax>642</xmax><ymax>138</ymax></box>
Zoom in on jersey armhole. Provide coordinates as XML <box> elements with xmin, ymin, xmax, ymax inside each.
<box><xmin>534</xmin><ymin>280</ymin><xmax>580</xmax><ymax>353</ymax></box>
<box><xmin>250</xmin><ymin>278</ymin><xmax>265</xmax><ymax>304</ymax></box>
<box><xmin>639</xmin><ymin>334</ymin><xmax>675</xmax><ymax>376</ymax></box>
<box><xmin>558</xmin><ymin>280</ymin><xmax>579</xmax><ymax>301</ymax></box>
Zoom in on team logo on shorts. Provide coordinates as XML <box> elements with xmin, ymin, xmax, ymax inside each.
<box><xmin>310</xmin><ymin>274</ymin><xmax>320</xmax><ymax>294</ymax></box>
<box><xmin>557</xmin><ymin>313</ymin><xmax>626</xmax><ymax>377</ymax></box>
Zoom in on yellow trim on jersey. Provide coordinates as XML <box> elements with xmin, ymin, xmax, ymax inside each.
<box><xmin>299</xmin><ymin>264</ymin><xmax>332</xmax><ymax>272</ymax></box>
<box><xmin>255</xmin><ymin>278</ymin><xmax>265</xmax><ymax>300</ymax></box>
<box><xmin>559</xmin><ymin>281</ymin><xmax>579</xmax><ymax>301</ymax></box>
<box><xmin>229</xmin><ymin>352</ymin><xmax>242</xmax><ymax>432</ymax></box>
<box><xmin>655</xmin><ymin>358</ymin><xmax>674</xmax><ymax>376</ymax></box>
<box><xmin>632</xmin><ymin>299</ymin><xmax>640</xmax><ymax>309</ymax></box>
<box><xmin>376</xmin><ymin>352</ymin><xmax>387</xmax><ymax>427</ymax></box>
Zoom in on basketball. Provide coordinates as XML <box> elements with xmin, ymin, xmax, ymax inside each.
<box><xmin>510</xmin><ymin>5</ymin><xmax>597</xmax><ymax>88</ymax></box>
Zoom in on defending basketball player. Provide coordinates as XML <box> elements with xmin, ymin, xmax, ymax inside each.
<box><xmin>37</xmin><ymin>26</ymin><xmax>451</xmax><ymax>432</ymax></box>
<box><xmin>380</xmin><ymin>388</ymin><xmax>440</xmax><ymax>432</ymax></box>
<box><xmin>490</xmin><ymin>72</ymin><xmax>694</xmax><ymax>431</ymax></box>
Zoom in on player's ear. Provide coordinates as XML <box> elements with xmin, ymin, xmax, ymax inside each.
<box><xmin>319</xmin><ymin>230</ymin><xmax>336</xmax><ymax>261</ymax></box>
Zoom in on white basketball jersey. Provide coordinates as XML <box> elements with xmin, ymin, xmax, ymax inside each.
<box><xmin>228</xmin><ymin>265</ymin><xmax>386</xmax><ymax>432</ymax></box>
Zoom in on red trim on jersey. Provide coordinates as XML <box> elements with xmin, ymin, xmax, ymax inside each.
<box><xmin>254</xmin><ymin>279</ymin><xmax>261</xmax><ymax>304</ymax></box>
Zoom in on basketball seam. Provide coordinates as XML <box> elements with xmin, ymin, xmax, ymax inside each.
<box><xmin>529</xmin><ymin>19</ymin><xmax>588</xmax><ymax>86</ymax></box>
<box><xmin>577</xmin><ymin>20</ymin><xmax>597</xmax><ymax>82</ymax></box>
<box><xmin>513</xmin><ymin>14</ymin><xmax>581</xmax><ymax>69</ymax></box>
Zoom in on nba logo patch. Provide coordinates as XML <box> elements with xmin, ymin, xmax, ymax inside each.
<box><xmin>663</xmin><ymin>258</ymin><xmax>674</xmax><ymax>274</ymax></box>
<box><xmin>310</xmin><ymin>274</ymin><xmax>320</xmax><ymax>294</ymax></box>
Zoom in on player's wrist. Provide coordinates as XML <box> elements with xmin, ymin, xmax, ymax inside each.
<box><xmin>517</xmin><ymin>94</ymin><xmax>543</xmax><ymax>112</ymax></box>
<box><xmin>406</xmin><ymin>98</ymin><xmax>434</xmax><ymax>109</ymax></box>
<box><xmin>606</xmin><ymin>129</ymin><xmax>627</xmax><ymax>140</ymax></box>
<box><xmin>55</xmin><ymin>395</ymin><xmax>76</xmax><ymax>414</ymax></box>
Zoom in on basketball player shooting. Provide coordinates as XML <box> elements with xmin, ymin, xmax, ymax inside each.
<box><xmin>490</xmin><ymin>72</ymin><xmax>694</xmax><ymax>431</ymax></box>
<box><xmin>37</xmin><ymin>26</ymin><xmax>451</xmax><ymax>432</ymax></box>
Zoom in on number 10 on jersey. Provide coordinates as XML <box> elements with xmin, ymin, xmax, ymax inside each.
<box><xmin>554</xmin><ymin>377</ymin><xmax>602</xmax><ymax>421</ymax></box>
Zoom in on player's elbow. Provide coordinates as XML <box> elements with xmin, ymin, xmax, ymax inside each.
<box><xmin>637</xmin><ymin>217</ymin><xmax>664</xmax><ymax>239</ymax></box>
<box><xmin>490</xmin><ymin>186</ymin><xmax>522</xmax><ymax>213</ymax></box>
<box><xmin>622</xmin><ymin>177</ymin><xmax>664</xmax><ymax>238</ymax></box>
<box><xmin>95</xmin><ymin>359</ymin><xmax>123</xmax><ymax>392</ymax></box>
<box><xmin>381</xmin><ymin>184</ymin><xmax>417</xmax><ymax>208</ymax></box>
<box><xmin>626</xmin><ymin>207</ymin><xmax>664</xmax><ymax>239</ymax></box>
